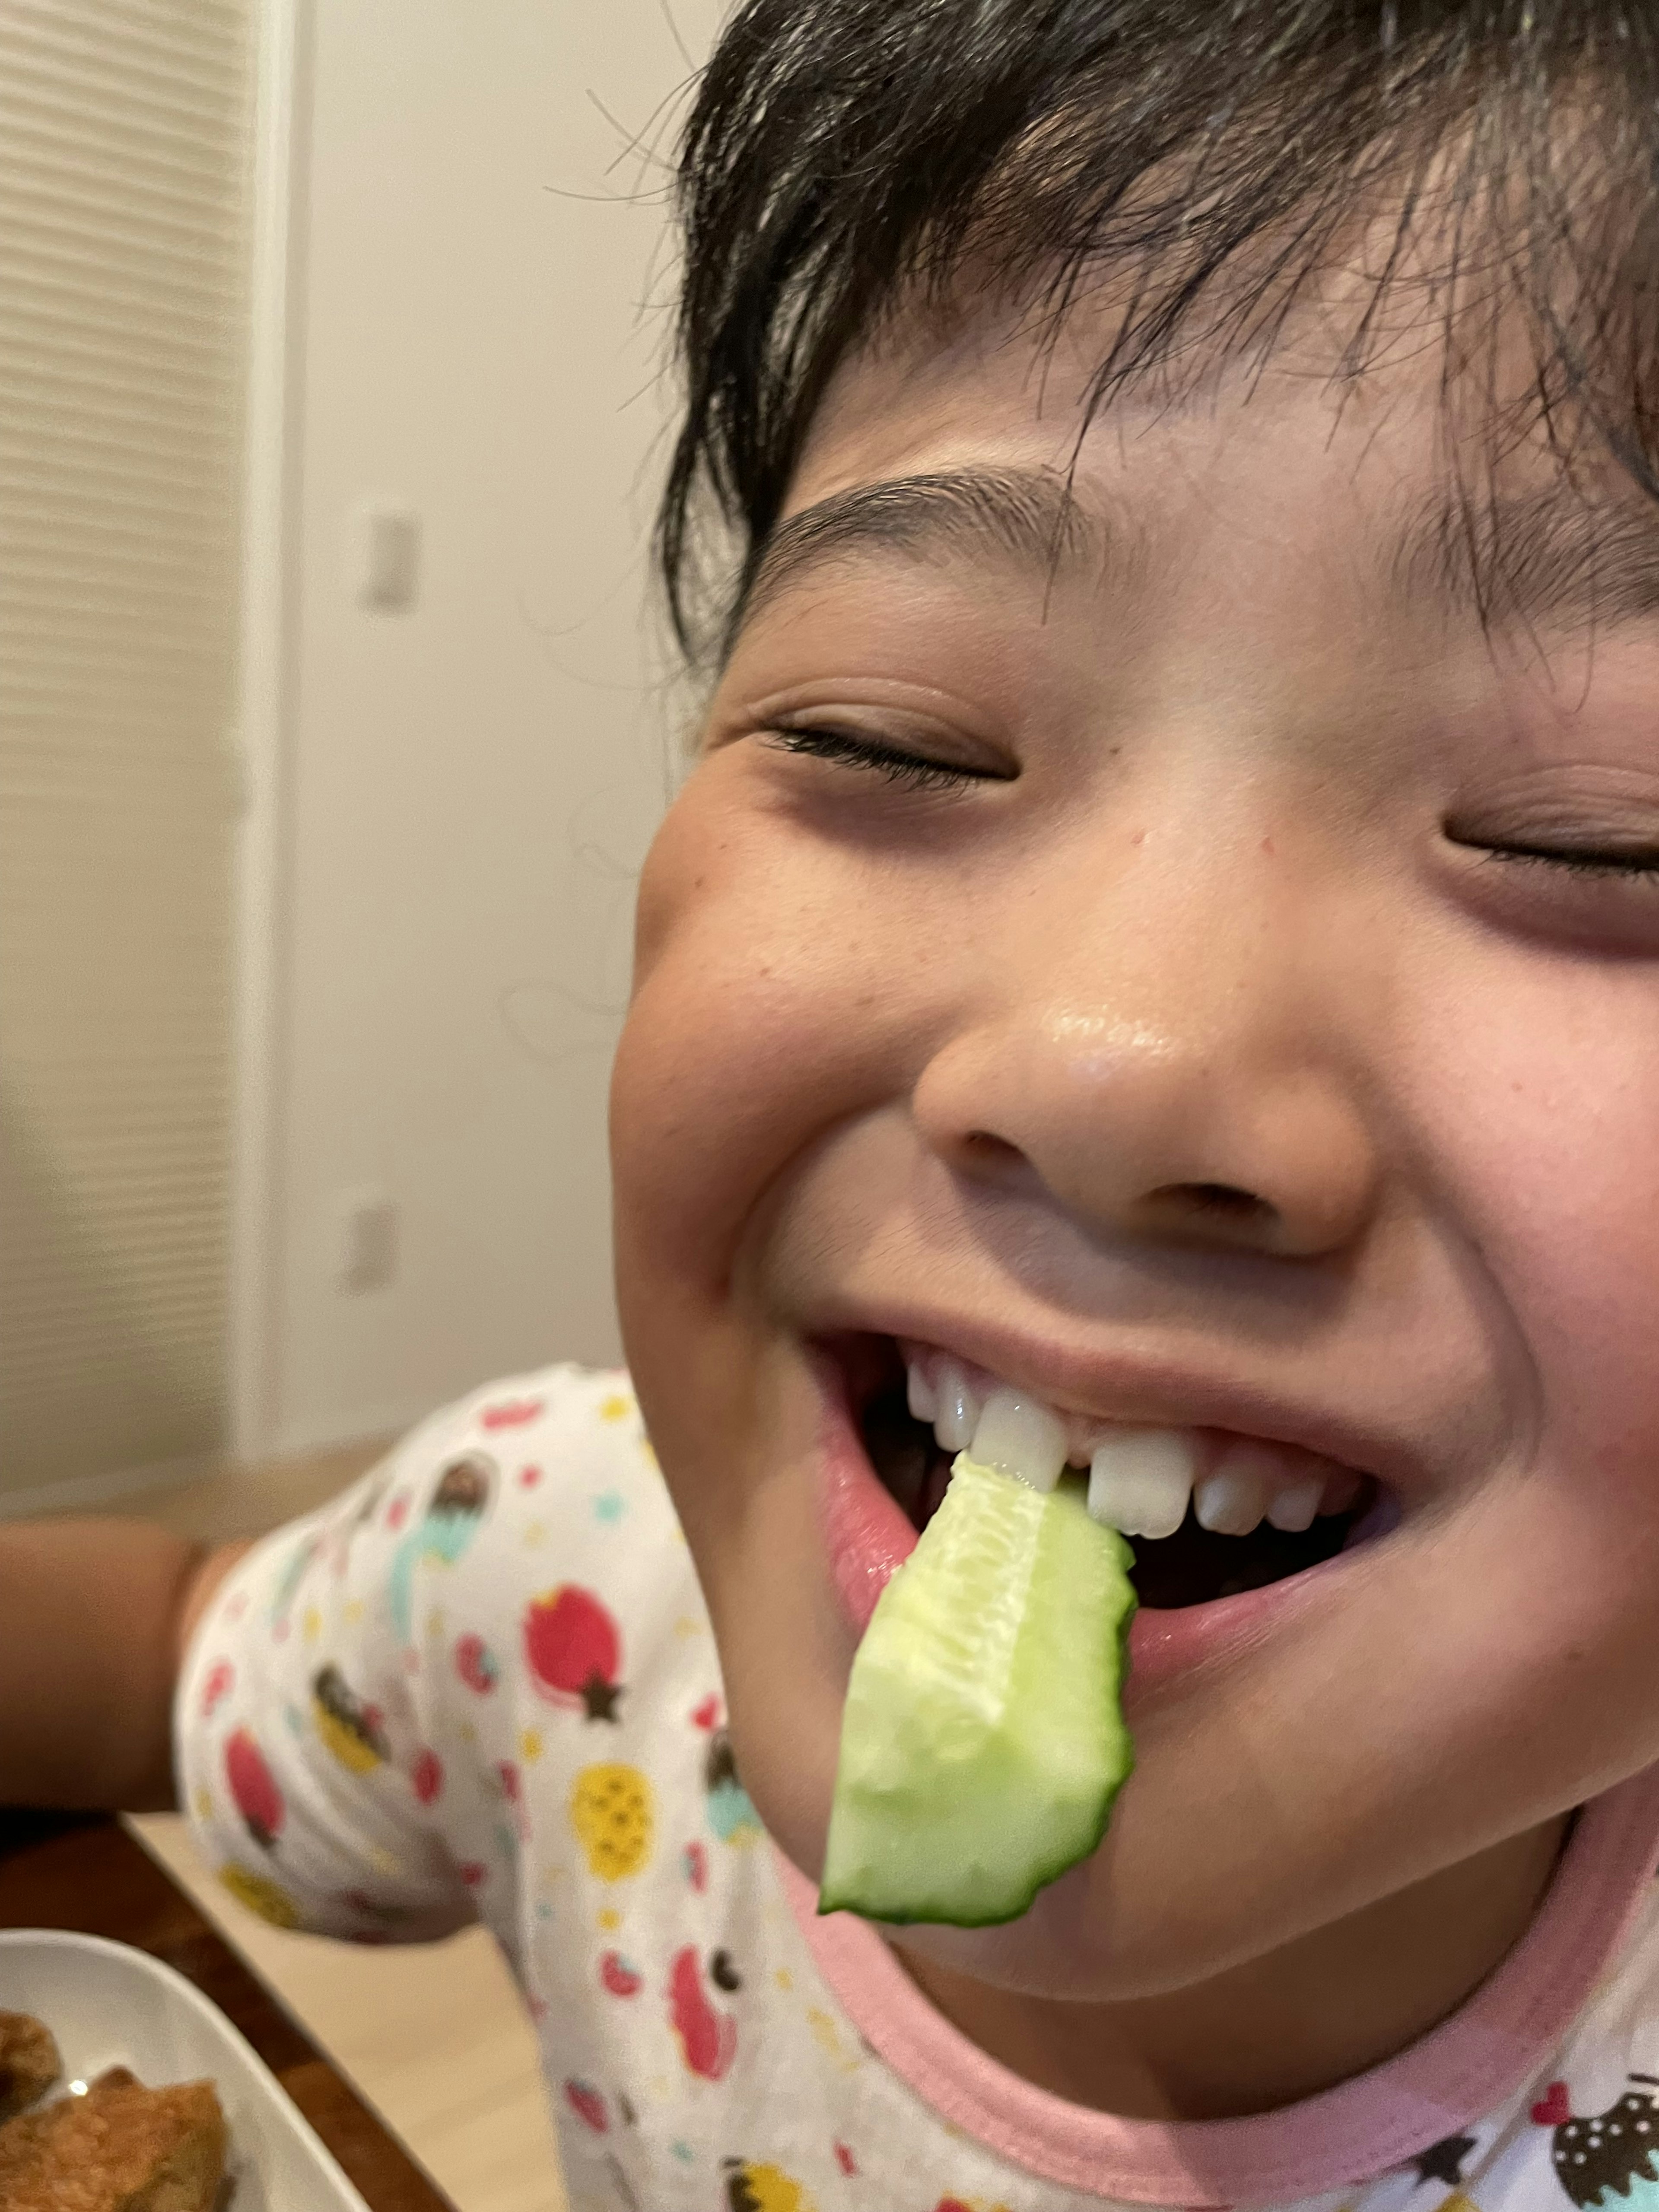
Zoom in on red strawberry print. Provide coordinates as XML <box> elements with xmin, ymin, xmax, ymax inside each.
<box><xmin>412</xmin><ymin>1748</ymin><xmax>443</xmax><ymax>1806</ymax></box>
<box><xmin>225</xmin><ymin>1728</ymin><xmax>283</xmax><ymax>1850</ymax></box>
<box><xmin>835</xmin><ymin>2143</ymin><xmax>858</xmax><ymax>2176</ymax></box>
<box><xmin>564</xmin><ymin>2079</ymin><xmax>608</xmax><ymax>2132</ymax></box>
<box><xmin>524</xmin><ymin>1585</ymin><xmax>624</xmax><ymax>1721</ymax></box>
<box><xmin>496</xmin><ymin>1759</ymin><xmax>521</xmax><ymax>1801</ymax></box>
<box><xmin>518</xmin><ymin>1463</ymin><xmax>543</xmax><ymax>1489</ymax></box>
<box><xmin>667</xmin><ymin>1945</ymin><xmax>737</xmax><ymax>2082</ymax></box>
<box><xmin>458</xmin><ymin>1860</ymin><xmax>488</xmax><ymax>1888</ymax></box>
<box><xmin>683</xmin><ymin>1840</ymin><xmax>708</xmax><ymax>1893</ymax></box>
<box><xmin>201</xmin><ymin>1660</ymin><xmax>234</xmax><ymax>1718</ymax></box>
<box><xmin>386</xmin><ymin>1494</ymin><xmax>410</xmax><ymax>1532</ymax></box>
<box><xmin>481</xmin><ymin>1398</ymin><xmax>544</xmax><ymax>1430</ymax></box>
<box><xmin>935</xmin><ymin>2201</ymin><xmax>974</xmax><ymax>2212</ymax></box>
<box><xmin>1533</xmin><ymin>2081</ymin><xmax>1573</xmax><ymax>2126</ymax></box>
<box><xmin>600</xmin><ymin>1951</ymin><xmax>643</xmax><ymax>1997</ymax></box>
<box><xmin>454</xmin><ymin>1633</ymin><xmax>498</xmax><ymax>1694</ymax></box>
<box><xmin>691</xmin><ymin>1693</ymin><xmax>721</xmax><ymax>1731</ymax></box>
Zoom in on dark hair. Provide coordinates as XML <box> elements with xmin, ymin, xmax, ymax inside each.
<box><xmin>656</xmin><ymin>0</ymin><xmax>1659</xmax><ymax>664</ymax></box>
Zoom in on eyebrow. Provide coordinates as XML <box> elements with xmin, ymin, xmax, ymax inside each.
<box><xmin>731</xmin><ymin>466</ymin><xmax>1100</xmax><ymax>642</ymax></box>
<box><xmin>1389</xmin><ymin>481</ymin><xmax>1659</xmax><ymax>636</ymax></box>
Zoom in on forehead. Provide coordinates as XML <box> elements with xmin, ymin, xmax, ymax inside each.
<box><xmin>747</xmin><ymin>291</ymin><xmax>1659</xmax><ymax>649</ymax></box>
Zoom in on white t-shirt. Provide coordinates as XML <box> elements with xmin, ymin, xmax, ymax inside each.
<box><xmin>178</xmin><ymin>1364</ymin><xmax>1659</xmax><ymax>2212</ymax></box>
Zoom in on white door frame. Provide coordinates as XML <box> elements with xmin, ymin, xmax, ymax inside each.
<box><xmin>228</xmin><ymin>0</ymin><xmax>311</xmax><ymax>1464</ymax></box>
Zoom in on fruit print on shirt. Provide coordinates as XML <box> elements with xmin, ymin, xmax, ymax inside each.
<box><xmin>1541</xmin><ymin>2077</ymin><xmax>1659</xmax><ymax>2209</ymax></box>
<box><xmin>668</xmin><ymin>1945</ymin><xmax>737</xmax><ymax>2081</ymax></box>
<box><xmin>388</xmin><ymin>1452</ymin><xmax>496</xmax><ymax>1641</ymax></box>
<box><xmin>570</xmin><ymin>1762</ymin><xmax>654</xmax><ymax>1879</ymax></box>
<box><xmin>218</xmin><ymin>1862</ymin><xmax>299</xmax><ymax>1929</ymax></box>
<box><xmin>524</xmin><ymin>1584</ymin><xmax>625</xmax><ymax>1721</ymax></box>
<box><xmin>722</xmin><ymin>2158</ymin><xmax>815</xmax><ymax>2210</ymax></box>
<box><xmin>705</xmin><ymin>1726</ymin><xmax>763</xmax><ymax>1843</ymax></box>
<box><xmin>311</xmin><ymin>1663</ymin><xmax>388</xmax><ymax>1773</ymax></box>
<box><xmin>224</xmin><ymin>1727</ymin><xmax>284</xmax><ymax>1850</ymax></box>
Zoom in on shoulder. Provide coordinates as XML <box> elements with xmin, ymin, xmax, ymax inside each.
<box><xmin>384</xmin><ymin>1364</ymin><xmax>668</xmax><ymax>1527</ymax></box>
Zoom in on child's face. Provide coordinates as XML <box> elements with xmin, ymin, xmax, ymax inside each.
<box><xmin>612</xmin><ymin>287</ymin><xmax>1659</xmax><ymax>1999</ymax></box>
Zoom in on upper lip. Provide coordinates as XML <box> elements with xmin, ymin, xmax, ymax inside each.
<box><xmin>818</xmin><ymin>1303</ymin><xmax>1442</xmax><ymax>1495</ymax></box>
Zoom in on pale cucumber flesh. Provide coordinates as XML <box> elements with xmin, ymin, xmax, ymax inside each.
<box><xmin>820</xmin><ymin>1454</ymin><xmax>1137</xmax><ymax>1926</ymax></box>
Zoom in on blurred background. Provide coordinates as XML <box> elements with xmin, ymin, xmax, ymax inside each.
<box><xmin>0</xmin><ymin>7</ymin><xmax>726</xmax><ymax>2206</ymax></box>
<box><xmin>1</xmin><ymin>0</ymin><xmax>725</xmax><ymax>1522</ymax></box>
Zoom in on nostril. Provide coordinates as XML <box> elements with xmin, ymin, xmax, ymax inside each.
<box><xmin>962</xmin><ymin>1129</ymin><xmax>1025</xmax><ymax>1168</ymax></box>
<box><xmin>1156</xmin><ymin>1181</ymin><xmax>1275</xmax><ymax>1223</ymax></box>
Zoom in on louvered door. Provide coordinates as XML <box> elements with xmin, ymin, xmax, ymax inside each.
<box><xmin>0</xmin><ymin>0</ymin><xmax>254</xmax><ymax>1500</ymax></box>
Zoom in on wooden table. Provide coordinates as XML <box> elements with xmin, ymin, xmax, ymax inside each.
<box><xmin>0</xmin><ymin>1810</ymin><xmax>454</xmax><ymax>2211</ymax></box>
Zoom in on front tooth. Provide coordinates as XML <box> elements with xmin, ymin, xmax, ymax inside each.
<box><xmin>906</xmin><ymin>1358</ymin><xmax>938</xmax><ymax>1424</ymax></box>
<box><xmin>1265</xmin><ymin>1472</ymin><xmax>1324</xmax><ymax>1532</ymax></box>
<box><xmin>969</xmin><ymin>1387</ymin><xmax>1068</xmax><ymax>1492</ymax></box>
<box><xmin>934</xmin><ymin>1359</ymin><xmax>979</xmax><ymax>1452</ymax></box>
<box><xmin>1194</xmin><ymin>1460</ymin><xmax>1271</xmax><ymax>1535</ymax></box>
<box><xmin>1087</xmin><ymin>1430</ymin><xmax>1197</xmax><ymax>1539</ymax></box>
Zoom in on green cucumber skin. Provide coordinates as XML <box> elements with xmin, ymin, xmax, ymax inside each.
<box><xmin>820</xmin><ymin>1457</ymin><xmax>1137</xmax><ymax>1928</ymax></box>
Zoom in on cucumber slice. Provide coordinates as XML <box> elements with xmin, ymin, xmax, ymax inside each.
<box><xmin>820</xmin><ymin>1454</ymin><xmax>1136</xmax><ymax>1926</ymax></box>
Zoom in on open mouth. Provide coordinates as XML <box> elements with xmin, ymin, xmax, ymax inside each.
<box><xmin>843</xmin><ymin>1335</ymin><xmax>1379</xmax><ymax>1611</ymax></box>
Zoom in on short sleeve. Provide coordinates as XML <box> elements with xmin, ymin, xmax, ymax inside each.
<box><xmin>175</xmin><ymin>1396</ymin><xmax>493</xmax><ymax>1943</ymax></box>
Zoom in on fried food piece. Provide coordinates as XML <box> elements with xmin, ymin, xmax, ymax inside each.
<box><xmin>0</xmin><ymin>2012</ymin><xmax>60</xmax><ymax>2120</ymax></box>
<box><xmin>0</xmin><ymin>2070</ymin><xmax>227</xmax><ymax>2211</ymax></box>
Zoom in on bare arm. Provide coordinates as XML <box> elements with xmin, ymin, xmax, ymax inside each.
<box><xmin>0</xmin><ymin>1522</ymin><xmax>248</xmax><ymax>1811</ymax></box>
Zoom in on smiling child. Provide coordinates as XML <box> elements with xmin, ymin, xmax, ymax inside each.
<box><xmin>11</xmin><ymin>2</ymin><xmax>1659</xmax><ymax>2208</ymax></box>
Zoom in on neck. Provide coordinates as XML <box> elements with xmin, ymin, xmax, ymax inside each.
<box><xmin>893</xmin><ymin>1815</ymin><xmax>1570</xmax><ymax>2121</ymax></box>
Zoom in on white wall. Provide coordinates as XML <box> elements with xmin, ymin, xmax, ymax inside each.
<box><xmin>249</xmin><ymin>0</ymin><xmax>725</xmax><ymax>1457</ymax></box>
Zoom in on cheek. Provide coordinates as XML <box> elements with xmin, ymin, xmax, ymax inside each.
<box><xmin>613</xmin><ymin>793</ymin><xmax>935</xmax><ymax>1287</ymax></box>
<box><xmin>1408</xmin><ymin>952</ymin><xmax>1659</xmax><ymax>1522</ymax></box>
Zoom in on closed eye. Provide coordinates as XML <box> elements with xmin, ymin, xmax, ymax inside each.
<box><xmin>760</xmin><ymin>724</ymin><xmax>1000</xmax><ymax>793</ymax></box>
<box><xmin>1465</xmin><ymin>838</ymin><xmax>1659</xmax><ymax>883</ymax></box>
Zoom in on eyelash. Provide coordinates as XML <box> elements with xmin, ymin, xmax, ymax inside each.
<box><xmin>1474</xmin><ymin>842</ymin><xmax>1659</xmax><ymax>885</ymax></box>
<box><xmin>761</xmin><ymin>724</ymin><xmax>990</xmax><ymax>792</ymax></box>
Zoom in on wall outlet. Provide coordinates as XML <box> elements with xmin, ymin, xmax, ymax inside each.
<box><xmin>335</xmin><ymin>1189</ymin><xmax>399</xmax><ymax>1294</ymax></box>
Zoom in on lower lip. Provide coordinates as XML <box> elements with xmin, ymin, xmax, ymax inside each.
<box><xmin>813</xmin><ymin>1355</ymin><xmax>1340</xmax><ymax>1698</ymax></box>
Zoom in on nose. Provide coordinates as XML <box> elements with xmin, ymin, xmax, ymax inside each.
<box><xmin>911</xmin><ymin>857</ymin><xmax>1380</xmax><ymax>1262</ymax></box>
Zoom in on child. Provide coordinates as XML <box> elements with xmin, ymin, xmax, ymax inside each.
<box><xmin>13</xmin><ymin>1</ymin><xmax>1659</xmax><ymax>2205</ymax></box>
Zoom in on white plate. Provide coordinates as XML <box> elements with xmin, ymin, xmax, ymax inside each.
<box><xmin>0</xmin><ymin>1928</ymin><xmax>371</xmax><ymax>2210</ymax></box>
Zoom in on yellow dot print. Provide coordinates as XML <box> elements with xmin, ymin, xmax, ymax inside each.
<box><xmin>599</xmin><ymin>1392</ymin><xmax>632</xmax><ymax>1423</ymax></box>
<box><xmin>520</xmin><ymin>1726</ymin><xmax>544</xmax><ymax>1765</ymax></box>
<box><xmin>219</xmin><ymin>1862</ymin><xmax>299</xmax><ymax>1929</ymax></box>
<box><xmin>727</xmin><ymin>2165</ymin><xmax>816</xmax><ymax>2212</ymax></box>
<box><xmin>569</xmin><ymin>1763</ymin><xmax>654</xmax><ymax>1880</ymax></box>
<box><xmin>597</xmin><ymin>1907</ymin><xmax>621</xmax><ymax>1932</ymax></box>
<box><xmin>194</xmin><ymin>1787</ymin><xmax>214</xmax><ymax>1824</ymax></box>
<box><xmin>302</xmin><ymin>1605</ymin><xmax>321</xmax><ymax>1646</ymax></box>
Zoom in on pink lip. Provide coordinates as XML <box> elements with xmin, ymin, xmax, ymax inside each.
<box><xmin>812</xmin><ymin>1351</ymin><xmax>1344</xmax><ymax>1700</ymax></box>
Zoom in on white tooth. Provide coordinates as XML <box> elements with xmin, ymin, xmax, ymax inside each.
<box><xmin>969</xmin><ymin>1387</ymin><xmax>1068</xmax><ymax>1492</ymax></box>
<box><xmin>906</xmin><ymin>1359</ymin><xmax>938</xmax><ymax>1424</ymax></box>
<box><xmin>1316</xmin><ymin>1466</ymin><xmax>1363</xmax><ymax>1517</ymax></box>
<box><xmin>1265</xmin><ymin>1473</ymin><xmax>1324</xmax><ymax>1532</ymax></box>
<box><xmin>1194</xmin><ymin>1465</ymin><xmax>1271</xmax><ymax>1536</ymax></box>
<box><xmin>1087</xmin><ymin>1430</ymin><xmax>1197</xmax><ymax>1539</ymax></box>
<box><xmin>934</xmin><ymin>1360</ymin><xmax>979</xmax><ymax>1453</ymax></box>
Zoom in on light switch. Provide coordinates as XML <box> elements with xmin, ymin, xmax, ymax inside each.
<box><xmin>334</xmin><ymin>1188</ymin><xmax>399</xmax><ymax>1293</ymax></box>
<box><xmin>350</xmin><ymin>502</ymin><xmax>420</xmax><ymax>610</ymax></box>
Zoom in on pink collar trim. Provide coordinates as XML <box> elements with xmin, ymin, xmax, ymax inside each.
<box><xmin>779</xmin><ymin>1768</ymin><xmax>1659</xmax><ymax>2207</ymax></box>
